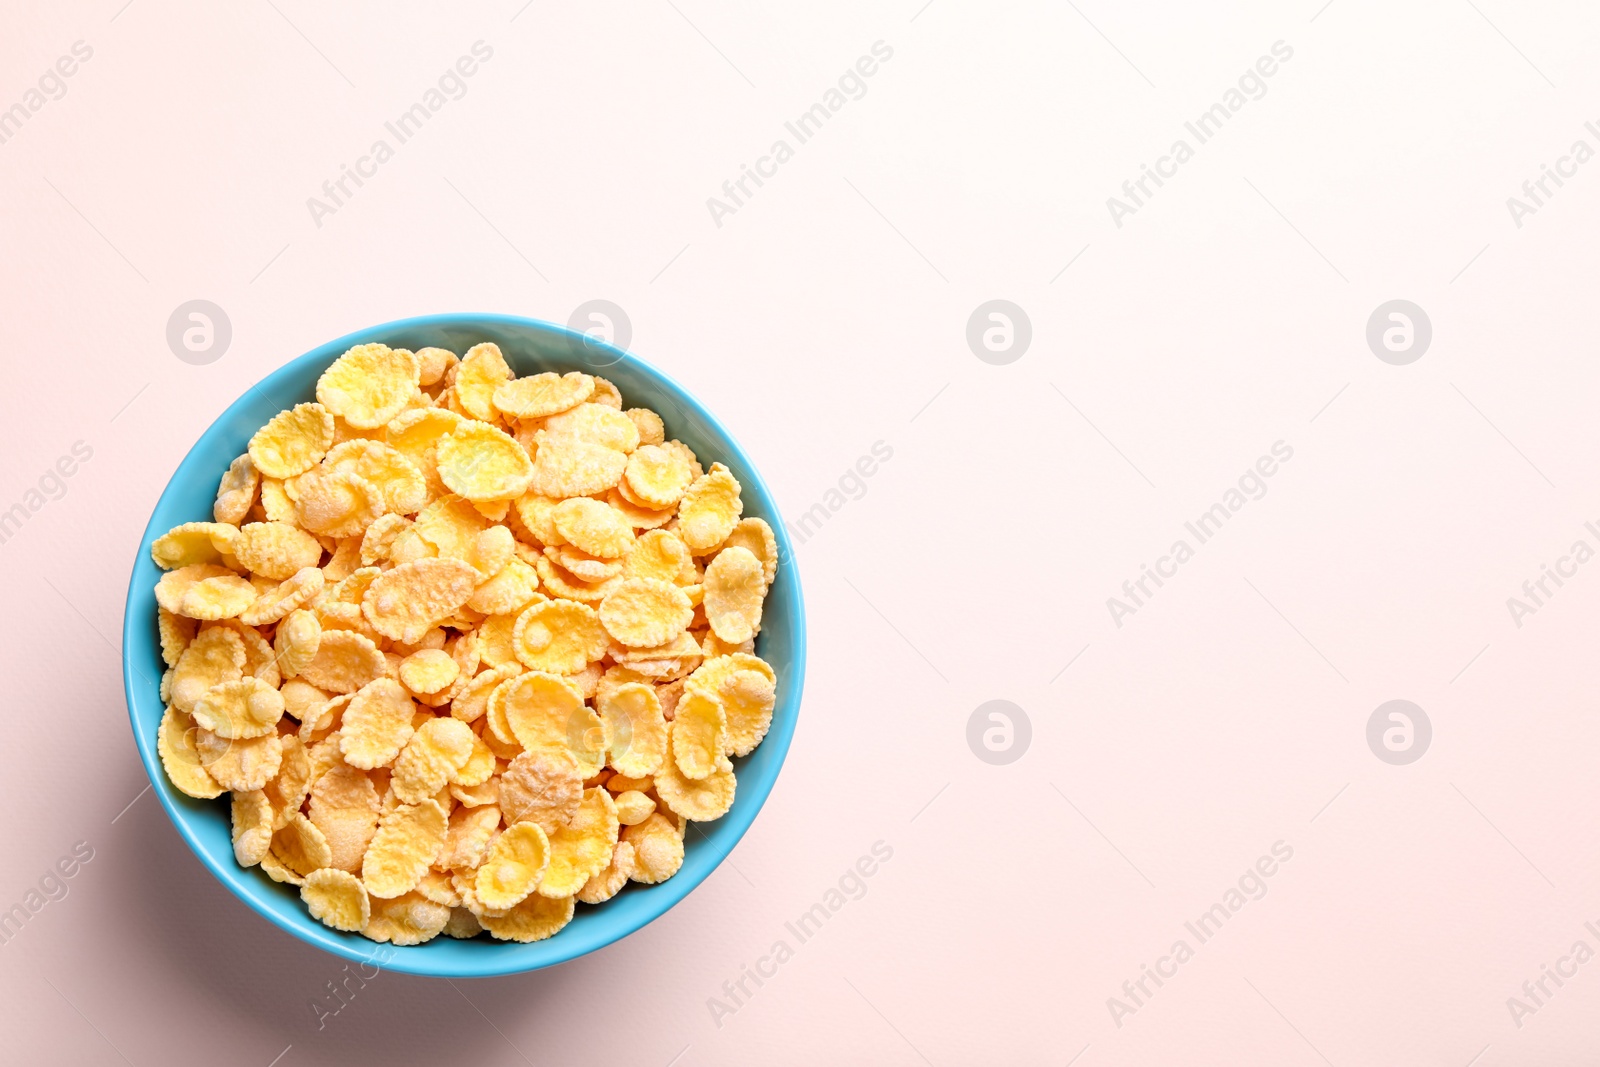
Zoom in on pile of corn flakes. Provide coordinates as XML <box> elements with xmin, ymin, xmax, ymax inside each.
<box><xmin>151</xmin><ymin>342</ymin><xmax>779</xmax><ymax>945</ymax></box>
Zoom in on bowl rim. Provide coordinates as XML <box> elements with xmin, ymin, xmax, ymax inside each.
<box><xmin>123</xmin><ymin>312</ymin><xmax>805</xmax><ymax>978</ymax></box>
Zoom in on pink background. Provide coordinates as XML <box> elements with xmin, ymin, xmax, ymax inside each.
<box><xmin>4</xmin><ymin>1</ymin><xmax>1599</xmax><ymax>1064</ymax></box>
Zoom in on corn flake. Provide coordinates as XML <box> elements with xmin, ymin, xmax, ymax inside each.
<box><xmin>193</xmin><ymin>677</ymin><xmax>285</xmax><ymax>740</ymax></box>
<box><xmin>670</xmin><ymin>688</ymin><xmax>726</xmax><ymax>780</ymax></box>
<box><xmin>622</xmin><ymin>444</ymin><xmax>693</xmax><ymax>509</ymax></box>
<box><xmin>703</xmin><ymin>546</ymin><xmax>765</xmax><ymax>644</ymax></box>
<box><xmin>340</xmin><ymin>678</ymin><xmax>417</xmax><ymax>769</ymax></box>
<box><xmin>214</xmin><ymin>454</ymin><xmax>260</xmax><ymax>525</ymax></box>
<box><xmin>437</xmin><ymin>422</ymin><xmax>534</xmax><ymax>502</ymax></box>
<box><xmin>316</xmin><ymin>344</ymin><xmax>421</xmax><ymax>429</ymax></box>
<box><xmin>361</xmin><ymin>557</ymin><xmax>479</xmax><ymax>645</ymax></box>
<box><xmin>512</xmin><ymin>600</ymin><xmax>609</xmax><ymax>674</ymax></box>
<box><xmin>363</xmin><ymin>798</ymin><xmax>449</xmax><ymax>898</ymax></box>
<box><xmin>302</xmin><ymin>868</ymin><xmax>370</xmax><ymax>932</ymax></box>
<box><xmin>528</xmin><ymin>436</ymin><xmax>627</xmax><ymax>499</ymax></box>
<box><xmin>455</xmin><ymin>343</ymin><xmax>513</xmax><ymax>423</ymax></box>
<box><xmin>493</xmin><ymin>371</ymin><xmax>593</xmax><ymax>420</ymax></box>
<box><xmin>158</xmin><ymin>707</ymin><xmax>224</xmax><ymax>799</ymax></box>
<box><xmin>479</xmin><ymin>893</ymin><xmax>574</xmax><ymax>943</ymax></box>
<box><xmin>677</xmin><ymin>463</ymin><xmax>743</xmax><ymax>552</ymax></box>
<box><xmin>249</xmin><ymin>402</ymin><xmax>335</xmax><ymax>479</ymax></box>
<box><xmin>539</xmin><ymin>788</ymin><xmax>618</xmax><ymax>898</ymax></box>
<box><xmin>476</xmin><ymin>822</ymin><xmax>550</xmax><ymax>910</ymax></box>
<box><xmin>499</xmin><ymin>749</ymin><xmax>581</xmax><ymax>833</ymax></box>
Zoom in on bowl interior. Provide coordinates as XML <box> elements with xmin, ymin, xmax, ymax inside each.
<box><xmin>123</xmin><ymin>314</ymin><xmax>804</xmax><ymax>977</ymax></box>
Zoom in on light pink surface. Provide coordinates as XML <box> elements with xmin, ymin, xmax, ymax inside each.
<box><xmin>3</xmin><ymin>2</ymin><xmax>1599</xmax><ymax>1064</ymax></box>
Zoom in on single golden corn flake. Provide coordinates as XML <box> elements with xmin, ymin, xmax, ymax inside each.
<box><xmin>323</xmin><ymin>440</ymin><xmax>428</xmax><ymax>515</ymax></box>
<box><xmin>599</xmin><ymin>681</ymin><xmax>667</xmax><ymax>778</ymax></box>
<box><xmin>199</xmin><ymin>730</ymin><xmax>283</xmax><ymax>792</ymax></box>
<box><xmin>293</xmin><ymin>467</ymin><xmax>385</xmax><ymax>538</ymax></box>
<box><xmin>622</xmin><ymin>444</ymin><xmax>693</xmax><ymax>510</ymax></box>
<box><xmin>249</xmin><ymin>402</ymin><xmax>335</xmax><ymax>479</ymax></box>
<box><xmin>623</xmin><ymin>530</ymin><xmax>691</xmax><ymax>584</ymax></box>
<box><xmin>362</xmin><ymin>798</ymin><xmax>449</xmax><ymax>899</ymax></box>
<box><xmin>527</xmin><ymin>435</ymin><xmax>628</xmax><ymax>499</ymax></box>
<box><xmin>670</xmin><ymin>688</ymin><xmax>726</xmax><ymax>780</ymax></box>
<box><xmin>416</xmin><ymin>346</ymin><xmax>458</xmax><ymax>387</ymax></box>
<box><xmin>279</xmin><ymin>679</ymin><xmax>328</xmax><ymax>723</ymax></box>
<box><xmin>170</xmin><ymin>625</ymin><xmax>246</xmax><ymax>714</ymax></box>
<box><xmin>316</xmin><ymin>344</ymin><xmax>421</xmax><ymax>429</ymax></box>
<box><xmin>479</xmin><ymin>893</ymin><xmax>574</xmax><ymax>943</ymax></box>
<box><xmin>512</xmin><ymin>492</ymin><xmax>565</xmax><ymax>546</ymax></box>
<box><xmin>302</xmin><ymin>868</ymin><xmax>370</xmax><ymax>932</ymax></box>
<box><xmin>500</xmin><ymin>672</ymin><xmax>604</xmax><ymax>776</ymax></box>
<box><xmin>416</xmin><ymin>867</ymin><xmax>461</xmax><ymax>907</ymax></box>
<box><xmin>259</xmin><ymin>477</ymin><xmax>297</xmax><ymax>524</ymax></box>
<box><xmin>450</xmin><ymin>733</ymin><xmax>496</xmax><ymax>787</ymax></box>
<box><xmin>339</xmin><ymin>678</ymin><xmax>417</xmax><ymax>769</ymax></box>
<box><xmin>273</xmin><ymin>812</ymin><xmax>333</xmax><ymax>876</ymax></box>
<box><xmin>499</xmin><ymin>749</ymin><xmax>581</xmax><ymax>833</ymax></box>
<box><xmin>390</xmin><ymin>717</ymin><xmax>475</xmax><ymax>805</ymax></box>
<box><xmin>539</xmin><ymin>788</ymin><xmax>618</xmax><ymax>898</ymax></box>
<box><xmin>656</xmin><ymin>746</ymin><xmax>736</xmax><ymax>822</ymax></box>
<box><xmin>468</xmin><ymin>558</ymin><xmax>541</xmax><ymax>617</ymax></box>
<box><xmin>688</xmin><ymin>662</ymin><xmax>777</xmax><ymax>757</ymax></box>
<box><xmin>231</xmin><ymin>521</ymin><xmax>322</xmax><ymax>579</ymax></box>
<box><xmin>714</xmin><ymin>517</ymin><xmax>779</xmax><ymax>585</ymax></box>
<box><xmin>192</xmin><ymin>677</ymin><xmax>285</xmax><ymax>740</ymax></box>
<box><xmin>455</xmin><ymin>343</ymin><xmax>514</xmax><ymax>423</ymax></box>
<box><xmin>366</xmin><ymin>891</ymin><xmax>452</xmax><ymax>945</ymax></box>
<box><xmin>512</xmin><ymin>599</ymin><xmax>609</xmax><ymax>674</ymax></box>
<box><xmin>261</xmin><ymin>848</ymin><xmax>306</xmax><ymax>887</ymax></box>
<box><xmin>274</xmin><ymin>609</ymin><xmax>322</xmax><ymax>679</ymax></box>
<box><xmin>577</xmin><ymin>840</ymin><xmax>635</xmax><ymax>904</ymax></box>
<box><xmin>158</xmin><ymin>608</ymin><xmax>197</xmax><ymax>668</ymax></box>
<box><xmin>606</xmin><ymin>487</ymin><xmax>676</xmax><ymax>530</ymax></box>
<box><xmin>552</xmin><ymin>497</ymin><xmax>635</xmax><ymax>559</ymax></box>
<box><xmin>436</xmin><ymin>422</ymin><xmax>534</xmax><ymax>502</ymax></box>
<box><xmin>599</xmin><ymin>578</ymin><xmax>694</xmax><ymax>649</ymax></box>
<box><xmin>613</xmin><ymin>790</ymin><xmax>656</xmax><ymax>826</ymax></box>
<box><xmin>476</xmin><ymin>822</ymin><xmax>550</xmax><ymax>910</ymax></box>
<box><xmin>703</xmin><ymin>546</ymin><xmax>765</xmax><ymax>644</ymax></box>
<box><xmin>438</xmin><ymin>804</ymin><xmax>502</xmax><ymax>869</ymax></box>
<box><xmin>310</xmin><ymin>762</ymin><xmax>380</xmax><ymax>872</ymax></box>
<box><xmin>623</xmin><ymin>813</ymin><xmax>685</xmax><ymax>883</ymax></box>
<box><xmin>361</xmin><ymin>557</ymin><xmax>479</xmax><ymax>645</ymax></box>
<box><xmin>151</xmin><ymin>521</ymin><xmax>237</xmax><ymax>570</ymax></box>
<box><xmin>158</xmin><ymin>706</ymin><xmax>224</xmax><ymax>799</ymax></box>
<box><xmin>677</xmin><ymin>463</ymin><xmax>743</xmax><ymax>552</ymax></box>
<box><xmin>241</xmin><ymin>566</ymin><xmax>324</xmax><ymax>627</ymax></box>
<box><xmin>298</xmin><ymin>629</ymin><xmax>387</xmax><ymax>694</ymax></box>
<box><xmin>624</xmin><ymin>408</ymin><xmax>665</xmax><ymax>447</ymax></box>
<box><xmin>492</xmin><ymin>370</ymin><xmax>594</xmax><ymax>420</ymax></box>
<box><xmin>543</xmin><ymin>402</ymin><xmax>640</xmax><ymax>453</ymax></box>
<box><xmin>414</xmin><ymin>494</ymin><xmax>489</xmax><ymax>559</ymax></box>
<box><xmin>232</xmin><ymin>790</ymin><xmax>274</xmax><ymax>866</ymax></box>
<box><xmin>399</xmin><ymin>649</ymin><xmax>458</xmax><ymax>696</ymax></box>
<box><xmin>214</xmin><ymin>454</ymin><xmax>260</xmax><ymax>525</ymax></box>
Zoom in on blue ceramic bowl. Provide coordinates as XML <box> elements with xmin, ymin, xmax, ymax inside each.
<box><xmin>123</xmin><ymin>313</ymin><xmax>805</xmax><ymax>977</ymax></box>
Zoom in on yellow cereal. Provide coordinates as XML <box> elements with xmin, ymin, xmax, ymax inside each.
<box><xmin>361</xmin><ymin>557</ymin><xmax>480</xmax><ymax>645</ymax></box>
<box><xmin>323</xmin><ymin>440</ymin><xmax>428</xmax><ymax>515</ymax></box>
<box><xmin>158</xmin><ymin>706</ymin><xmax>224</xmax><ymax>799</ymax></box>
<box><xmin>543</xmin><ymin>402</ymin><xmax>640</xmax><ymax>453</ymax></box>
<box><xmin>192</xmin><ymin>677</ymin><xmax>285</xmax><ymax>740</ymax></box>
<box><xmin>264</xmin><ymin>735</ymin><xmax>312</xmax><ymax>828</ymax></box>
<box><xmin>399</xmin><ymin>649</ymin><xmax>459</xmax><ymax>696</ymax></box>
<box><xmin>241</xmin><ymin>566</ymin><xmax>324</xmax><ymax>627</ymax></box>
<box><xmin>599</xmin><ymin>578</ymin><xmax>693</xmax><ymax>649</ymax></box>
<box><xmin>590</xmin><ymin>378</ymin><xmax>622</xmax><ymax>408</ymax></box>
<box><xmin>623</xmin><ymin>530</ymin><xmax>691</xmax><ymax>584</ymax></box>
<box><xmin>577</xmin><ymin>840</ymin><xmax>635</xmax><ymax>904</ymax></box>
<box><xmin>527</xmin><ymin>435</ymin><xmax>628</xmax><ymax>498</ymax></box>
<box><xmin>362</xmin><ymin>798</ymin><xmax>449</xmax><ymax>898</ymax></box>
<box><xmin>606</xmin><ymin>487</ymin><xmax>677</xmax><ymax>530</ymax></box>
<box><xmin>231</xmin><ymin>521</ymin><xmax>321</xmax><ymax>580</ymax></box>
<box><xmin>366</xmin><ymin>891</ymin><xmax>451</xmax><ymax>945</ymax></box>
<box><xmin>703</xmin><ymin>546</ymin><xmax>765</xmax><ymax>644</ymax></box>
<box><xmin>612</xmin><ymin>791</ymin><xmax>656</xmax><ymax>826</ymax></box>
<box><xmin>467</xmin><ymin>559</ymin><xmax>541</xmax><ymax>617</ymax></box>
<box><xmin>479</xmin><ymin>893</ymin><xmax>574</xmax><ymax>943</ymax></box>
<box><xmin>214</xmin><ymin>454</ymin><xmax>260</xmax><ymax>525</ymax></box>
<box><xmin>714</xmin><ymin>517</ymin><xmax>779</xmax><ymax>585</ymax></box>
<box><xmin>545</xmin><ymin>545</ymin><xmax>623</xmax><ymax>584</ymax></box>
<box><xmin>292</xmin><ymin>467</ymin><xmax>384</xmax><ymax>538</ymax></box>
<box><xmin>302</xmin><ymin>868</ymin><xmax>370</xmax><ymax>932</ymax></box>
<box><xmin>198</xmin><ymin>730</ymin><xmax>283</xmax><ymax>792</ymax></box>
<box><xmin>450</xmin><ymin>734</ymin><xmax>496</xmax><ymax>787</ymax></box>
<box><xmin>274</xmin><ymin>611</ymin><xmax>322</xmax><ymax>682</ymax></box>
<box><xmin>476</xmin><ymin>822</ymin><xmax>550</xmax><ymax>910</ymax></box>
<box><xmin>513</xmin><ymin>492</ymin><xmax>565</xmax><ymax>546</ymax></box>
<box><xmin>438</xmin><ymin>804</ymin><xmax>502</xmax><ymax>869</ymax></box>
<box><xmin>454</xmin><ymin>343</ymin><xmax>514</xmax><ymax>423</ymax></box>
<box><xmin>170</xmin><ymin>625</ymin><xmax>246</xmax><ymax>714</ymax></box>
<box><xmin>500</xmin><ymin>672</ymin><xmax>604</xmax><ymax>776</ymax></box>
<box><xmin>449</xmin><ymin>663</ymin><xmax>519</xmax><ymax>725</ymax></box>
<box><xmin>309</xmin><ymin>762</ymin><xmax>380</xmax><ymax>871</ymax></box>
<box><xmin>279</xmin><ymin>679</ymin><xmax>328</xmax><ymax>723</ymax></box>
<box><xmin>157</xmin><ymin>608</ymin><xmax>197</xmax><ymax>668</ymax></box>
<box><xmin>259</xmin><ymin>477</ymin><xmax>297</xmax><ymax>524</ymax></box>
<box><xmin>492</xmin><ymin>370</ymin><xmax>594</xmax><ymax>420</ymax></box>
<box><xmin>232</xmin><ymin>790</ymin><xmax>274</xmax><ymax>866</ymax></box>
<box><xmin>599</xmin><ymin>682</ymin><xmax>667</xmax><ymax>777</ymax></box>
<box><xmin>512</xmin><ymin>599</ymin><xmax>609</xmax><ymax>674</ymax></box>
<box><xmin>298</xmin><ymin>629</ymin><xmax>386</xmax><ymax>694</ymax></box>
<box><xmin>624</xmin><ymin>408</ymin><xmax>665</xmax><ymax>447</ymax></box>
<box><xmin>151</xmin><ymin>521</ymin><xmax>237</xmax><ymax>570</ymax></box>
<box><xmin>539</xmin><ymin>788</ymin><xmax>618</xmax><ymax>898</ymax></box>
<box><xmin>553</xmin><ymin>497</ymin><xmax>635</xmax><ymax>558</ymax></box>
<box><xmin>670</xmin><ymin>688</ymin><xmax>726</xmax><ymax>780</ymax></box>
<box><xmin>416</xmin><ymin>346</ymin><xmax>457</xmax><ymax>387</ymax></box>
<box><xmin>687</xmin><ymin>654</ymin><xmax>778</xmax><ymax>757</ymax></box>
<box><xmin>339</xmin><ymin>678</ymin><xmax>418</xmax><ymax>769</ymax></box>
<box><xmin>655</xmin><ymin>745</ymin><xmax>736</xmax><ymax>821</ymax></box>
<box><xmin>316</xmin><ymin>344</ymin><xmax>421</xmax><ymax>429</ymax></box>
<box><xmin>249</xmin><ymin>402</ymin><xmax>335</xmax><ymax>479</ymax></box>
<box><xmin>622</xmin><ymin>444</ymin><xmax>693</xmax><ymax>510</ymax></box>
<box><xmin>622</xmin><ymin>813</ymin><xmax>685</xmax><ymax>883</ymax></box>
<box><xmin>273</xmin><ymin>812</ymin><xmax>333</xmax><ymax>876</ymax></box>
<box><xmin>677</xmin><ymin>463</ymin><xmax>743</xmax><ymax>552</ymax></box>
<box><xmin>499</xmin><ymin>749</ymin><xmax>582</xmax><ymax>833</ymax></box>
<box><xmin>435</xmin><ymin>421</ymin><xmax>534</xmax><ymax>503</ymax></box>
<box><xmin>390</xmin><ymin>717</ymin><xmax>475</xmax><ymax>804</ymax></box>
<box><xmin>260</xmin><ymin>848</ymin><xmax>305</xmax><ymax>887</ymax></box>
